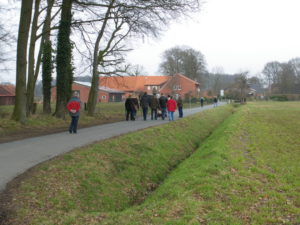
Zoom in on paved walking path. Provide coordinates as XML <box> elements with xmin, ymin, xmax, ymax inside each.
<box><xmin>0</xmin><ymin>103</ymin><xmax>225</xmax><ymax>191</ymax></box>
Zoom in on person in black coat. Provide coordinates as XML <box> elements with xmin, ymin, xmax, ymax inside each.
<box><xmin>140</xmin><ymin>92</ymin><xmax>150</xmax><ymax>121</ymax></box>
<box><xmin>159</xmin><ymin>93</ymin><xmax>168</xmax><ymax>120</ymax></box>
<box><xmin>125</xmin><ymin>95</ymin><xmax>136</xmax><ymax>121</ymax></box>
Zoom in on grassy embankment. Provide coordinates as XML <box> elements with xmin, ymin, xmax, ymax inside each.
<box><xmin>0</xmin><ymin>103</ymin><xmax>125</xmax><ymax>141</ymax></box>
<box><xmin>1</xmin><ymin>105</ymin><xmax>233</xmax><ymax>225</ymax></box>
<box><xmin>2</xmin><ymin>102</ymin><xmax>299</xmax><ymax>224</ymax></box>
<box><xmin>103</xmin><ymin>102</ymin><xmax>300</xmax><ymax>224</ymax></box>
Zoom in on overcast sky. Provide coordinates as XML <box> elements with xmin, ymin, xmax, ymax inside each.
<box><xmin>127</xmin><ymin>0</ymin><xmax>300</xmax><ymax>76</ymax></box>
<box><xmin>1</xmin><ymin>0</ymin><xmax>300</xmax><ymax>83</ymax></box>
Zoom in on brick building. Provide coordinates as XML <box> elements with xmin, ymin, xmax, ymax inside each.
<box><xmin>0</xmin><ymin>84</ymin><xmax>15</xmax><ymax>105</ymax></box>
<box><xmin>100</xmin><ymin>74</ymin><xmax>200</xmax><ymax>99</ymax></box>
<box><xmin>51</xmin><ymin>81</ymin><xmax>124</xmax><ymax>103</ymax></box>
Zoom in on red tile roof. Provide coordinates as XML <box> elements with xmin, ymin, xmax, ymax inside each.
<box><xmin>0</xmin><ymin>84</ymin><xmax>15</xmax><ymax>97</ymax></box>
<box><xmin>99</xmin><ymin>76</ymin><xmax>170</xmax><ymax>92</ymax></box>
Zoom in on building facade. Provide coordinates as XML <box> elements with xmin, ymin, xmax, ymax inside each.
<box><xmin>51</xmin><ymin>81</ymin><xmax>124</xmax><ymax>103</ymax></box>
<box><xmin>100</xmin><ymin>74</ymin><xmax>200</xmax><ymax>99</ymax></box>
<box><xmin>0</xmin><ymin>84</ymin><xmax>15</xmax><ymax>105</ymax></box>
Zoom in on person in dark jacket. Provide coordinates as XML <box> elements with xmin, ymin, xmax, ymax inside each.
<box><xmin>159</xmin><ymin>93</ymin><xmax>168</xmax><ymax>120</ymax></box>
<box><xmin>177</xmin><ymin>95</ymin><xmax>183</xmax><ymax>118</ymax></box>
<box><xmin>150</xmin><ymin>94</ymin><xmax>159</xmax><ymax>120</ymax></box>
<box><xmin>213</xmin><ymin>96</ymin><xmax>218</xmax><ymax>107</ymax></box>
<box><xmin>125</xmin><ymin>95</ymin><xmax>135</xmax><ymax>121</ymax></box>
<box><xmin>140</xmin><ymin>92</ymin><xmax>150</xmax><ymax>121</ymax></box>
<box><xmin>200</xmin><ymin>97</ymin><xmax>204</xmax><ymax>107</ymax></box>
<box><xmin>67</xmin><ymin>92</ymin><xmax>81</xmax><ymax>134</ymax></box>
<box><xmin>131</xmin><ymin>94</ymin><xmax>139</xmax><ymax>120</ymax></box>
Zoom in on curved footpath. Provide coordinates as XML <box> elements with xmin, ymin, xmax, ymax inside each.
<box><xmin>0</xmin><ymin>103</ymin><xmax>225</xmax><ymax>191</ymax></box>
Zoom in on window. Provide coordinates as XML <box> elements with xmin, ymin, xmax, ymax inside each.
<box><xmin>102</xmin><ymin>95</ymin><xmax>106</xmax><ymax>99</ymax></box>
<box><xmin>173</xmin><ymin>85</ymin><xmax>181</xmax><ymax>90</ymax></box>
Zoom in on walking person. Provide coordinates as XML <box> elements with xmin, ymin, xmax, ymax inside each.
<box><xmin>213</xmin><ymin>96</ymin><xmax>218</xmax><ymax>107</ymax></box>
<box><xmin>200</xmin><ymin>97</ymin><xmax>204</xmax><ymax>107</ymax></box>
<box><xmin>67</xmin><ymin>92</ymin><xmax>81</xmax><ymax>134</ymax></box>
<box><xmin>125</xmin><ymin>95</ymin><xmax>135</xmax><ymax>121</ymax></box>
<box><xmin>167</xmin><ymin>95</ymin><xmax>177</xmax><ymax>121</ymax></box>
<box><xmin>150</xmin><ymin>94</ymin><xmax>159</xmax><ymax>120</ymax></box>
<box><xmin>177</xmin><ymin>95</ymin><xmax>183</xmax><ymax>118</ymax></box>
<box><xmin>159</xmin><ymin>93</ymin><xmax>168</xmax><ymax>120</ymax></box>
<box><xmin>140</xmin><ymin>92</ymin><xmax>150</xmax><ymax>121</ymax></box>
<box><xmin>131</xmin><ymin>94</ymin><xmax>139</xmax><ymax>120</ymax></box>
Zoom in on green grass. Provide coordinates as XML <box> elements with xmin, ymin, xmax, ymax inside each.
<box><xmin>0</xmin><ymin>102</ymin><xmax>125</xmax><ymax>139</ymax></box>
<box><xmin>2</xmin><ymin>105</ymin><xmax>233</xmax><ymax>225</ymax></box>
<box><xmin>3</xmin><ymin>102</ymin><xmax>299</xmax><ymax>225</ymax></box>
<box><xmin>101</xmin><ymin>102</ymin><xmax>300</xmax><ymax>225</ymax></box>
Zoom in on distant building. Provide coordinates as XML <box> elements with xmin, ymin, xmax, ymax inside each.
<box><xmin>100</xmin><ymin>74</ymin><xmax>200</xmax><ymax>99</ymax></box>
<box><xmin>0</xmin><ymin>84</ymin><xmax>15</xmax><ymax>105</ymax></box>
<box><xmin>51</xmin><ymin>81</ymin><xmax>124</xmax><ymax>103</ymax></box>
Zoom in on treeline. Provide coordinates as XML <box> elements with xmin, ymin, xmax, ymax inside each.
<box><xmin>262</xmin><ymin>58</ymin><xmax>300</xmax><ymax>95</ymax></box>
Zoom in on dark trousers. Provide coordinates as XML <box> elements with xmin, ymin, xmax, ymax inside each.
<box><xmin>201</xmin><ymin>101</ymin><xmax>204</xmax><ymax>107</ymax></box>
<box><xmin>151</xmin><ymin>108</ymin><xmax>157</xmax><ymax>120</ymax></box>
<box><xmin>178</xmin><ymin>106</ymin><xmax>183</xmax><ymax>118</ymax></box>
<box><xmin>142</xmin><ymin>107</ymin><xmax>148</xmax><ymax>120</ymax></box>
<box><xmin>161</xmin><ymin>107</ymin><xmax>167</xmax><ymax>120</ymax></box>
<box><xmin>69</xmin><ymin>116</ymin><xmax>79</xmax><ymax>133</ymax></box>
<box><xmin>126</xmin><ymin>110</ymin><xmax>136</xmax><ymax>121</ymax></box>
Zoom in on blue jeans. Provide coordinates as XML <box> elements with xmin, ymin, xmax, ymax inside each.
<box><xmin>151</xmin><ymin>108</ymin><xmax>157</xmax><ymax>120</ymax></box>
<box><xmin>142</xmin><ymin>107</ymin><xmax>148</xmax><ymax>120</ymax></box>
<box><xmin>178</xmin><ymin>106</ymin><xmax>183</xmax><ymax>118</ymax></box>
<box><xmin>168</xmin><ymin>111</ymin><xmax>174</xmax><ymax>121</ymax></box>
<box><xmin>69</xmin><ymin>116</ymin><xmax>79</xmax><ymax>133</ymax></box>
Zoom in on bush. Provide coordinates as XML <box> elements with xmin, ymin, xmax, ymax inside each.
<box><xmin>270</xmin><ymin>95</ymin><xmax>288</xmax><ymax>101</ymax></box>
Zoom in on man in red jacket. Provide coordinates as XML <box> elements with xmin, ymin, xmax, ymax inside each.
<box><xmin>67</xmin><ymin>92</ymin><xmax>81</xmax><ymax>133</ymax></box>
<box><xmin>167</xmin><ymin>95</ymin><xmax>177</xmax><ymax>121</ymax></box>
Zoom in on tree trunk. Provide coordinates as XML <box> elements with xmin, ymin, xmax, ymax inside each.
<box><xmin>26</xmin><ymin>0</ymin><xmax>41</xmax><ymax>116</ymax></box>
<box><xmin>42</xmin><ymin>0</ymin><xmax>54</xmax><ymax>114</ymax></box>
<box><xmin>42</xmin><ymin>40</ymin><xmax>52</xmax><ymax>113</ymax></box>
<box><xmin>12</xmin><ymin>0</ymin><xmax>34</xmax><ymax>123</ymax></box>
<box><xmin>55</xmin><ymin>0</ymin><xmax>73</xmax><ymax>118</ymax></box>
<box><xmin>87</xmin><ymin>0</ymin><xmax>115</xmax><ymax>116</ymax></box>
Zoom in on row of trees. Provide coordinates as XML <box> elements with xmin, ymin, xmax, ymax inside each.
<box><xmin>5</xmin><ymin>0</ymin><xmax>201</xmax><ymax>123</ymax></box>
<box><xmin>262</xmin><ymin>58</ymin><xmax>300</xmax><ymax>95</ymax></box>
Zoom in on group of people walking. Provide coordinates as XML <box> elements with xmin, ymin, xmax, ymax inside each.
<box><xmin>125</xmin><ymin>92</ymin><xmax>184</xmax><ymax>121</ymax></box>
<box><xmin>66</xmin><ymin>91</ymin><xmax>219</xmax><ymax>134</ymax></box>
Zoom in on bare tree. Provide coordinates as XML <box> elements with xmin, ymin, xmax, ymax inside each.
<box><xmin>288</xmin><ymin>57</ymin><xmax>300</xmax><ymax>83</ymax></box>
<box><xmin>128</xmin><ymin>64</ymin><xmax>148</xmax><ymax>76</ymax></box>
<box><xmin>234</xmin><ymin>71</ymin><xmax>249</xmax><ymax>103</ymax></box>
<box><xmin>72</xmin><ymin>0</ymin><xmax>201</xmax><ymax>115</ymax></box>
<box><xmin>262</xmin><ymin>61</ymin><xmax>282</xmax><ymax>96</ymax></box>
<box><xmin>276</xmin><ymin>63</ymin><xmax>296</xmax><ymax>94</ymax></box>
<box><xmin>12</xmin><ymin>0</ymin><xmax>34</xmax><ymax>123</ymax></box>
<box><xmin>159</xmin><ymin>46</ymin><xmax>206</xmax><ymax>81</ymax></box>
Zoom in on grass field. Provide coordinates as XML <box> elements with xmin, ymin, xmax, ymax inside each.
<box><xmin>1</xmin><ymin>102</ymin><xmax>299</xmax><ymax>225</ymax></box>
<box><xmin>102</xmin><ymin>102</ymin><xmax>300</xmax><ymax>225</ymax></box>
<box><xmin>0</xmin><ymin>102</ymin><xmax>125</xmax><ymax>141</ymax></box>
<box><xmin>0</xmin><ymin>105</ymin><xmax>233</xmax><ymax>225</ymax></box>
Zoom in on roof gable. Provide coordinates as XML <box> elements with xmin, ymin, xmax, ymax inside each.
<box><xmin>0</xmin><ymin>84</ymin><xmax>15</xmax><ymax>97</ymax></box>
<box><xmin>99</xmin><ymin>76</ymin><xmax>170</xmax><ymax>91</ymax></box>
<box><xmin>73</xmin><ymin>81</ymin><xmax>124</xmax><ymax>93</ymax></box>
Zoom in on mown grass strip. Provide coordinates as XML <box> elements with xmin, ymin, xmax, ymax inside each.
<box><xmin>0</xmin><ymin>103</ymin><xmax>125</xmax><ymax>140</ymax></box>
<box><xmin>100</xmin><ymin>102</ymin><xmax>300</xmax><ymax>225</ymax></box>
<box><xmin>1</xmin><ymin>105</ymin><xmax>234</xmax><ymax>225</ymax></box>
